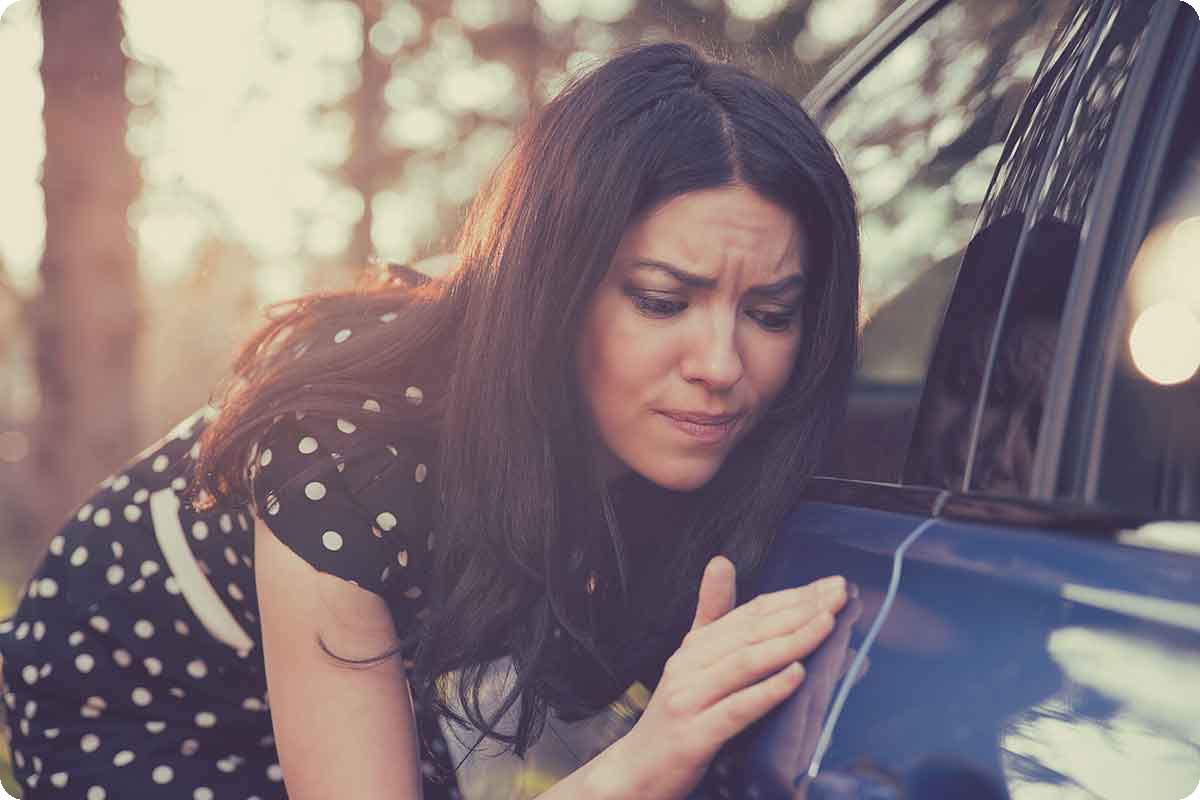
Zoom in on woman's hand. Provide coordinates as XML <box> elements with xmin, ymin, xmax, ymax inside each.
<box><xmin>591</xmin><ymin>555</ymin><xmax>848</xmax><ymax>800</ymax></box>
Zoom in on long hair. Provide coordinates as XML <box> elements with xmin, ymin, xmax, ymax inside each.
<box><xmin>196</xmin><ymin>40</ymin><xmax>860</xmax><ymax>759</ymax></box>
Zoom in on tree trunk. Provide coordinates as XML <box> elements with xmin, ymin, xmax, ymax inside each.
<box><xmin>31</xmin><ymin>0</ymin><xmax>141</xmax><ymax>540</ymax></box>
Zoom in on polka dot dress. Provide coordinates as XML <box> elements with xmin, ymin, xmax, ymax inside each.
<box><xmin>0</xmin><ymin>390</ymin><xmax>459</xmax><ymax>798</ymax></box>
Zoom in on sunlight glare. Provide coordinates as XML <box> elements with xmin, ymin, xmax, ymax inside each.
<box><xmin>1129</xmin><ymin>302</ymin><xmax>1200</xmax><ymax>386</ymax></box>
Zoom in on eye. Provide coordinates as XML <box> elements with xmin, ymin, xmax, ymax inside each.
<box><xmin>747</xmin><ymin>308</ymin><xmax>798</xmax><ymax>332</ymax></box>
<box><xmin>628</xmin><ymin>291</ymin><xmax>687</xmax><ymax>318</ymax></box>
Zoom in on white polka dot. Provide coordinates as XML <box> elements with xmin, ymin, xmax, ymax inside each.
<box><xmin>195</xmin><ymin>711</ymin><xmax>217</xmax><ymax>728</ymax></box>
<box><xmin>112</xmin><ymin>749</ymin><xmax>134</xmax><ymax>767</ymax></box>
<box><xmin>111</xmin><ymin>540</ymin><xmax>123</xmax><ymax>558</ymax></box>
<box><xmin>152</xmin><ymin>454</ymin><xmax>169</xmax><ymax>472</ymax></box>
<box><xmin>242</xmin><ymin>697</ymin><xmax>265</xmax><ymax>711</ymax></box>
<box><xmin>267</xmin><ymin>763</ymin><xmax>283</xmax><ymax>782</ymax></box>
<box><xmin>187</xmin><ymin>659</ymin><xmax>208</xmax><ymax>679</ymax></box>
<box><xmin>376</xmin><ymin>511</ymin><xmax>397</xmax><ymax>531</ymax></box>
<box><xmin>129</xmin><ymin>578</ymin><xmax>146</xmax><ymax>593</ymax></box>
<box><xmin>75</xmin><ymin>653</ymin><xmax>95</xmax><ymax>673</ymax></box>
<box><xmin>228</xmin><ymin>583</ymin><xmax>244</xmax><ymax>601</ymax></box>
<box><xmin>39</xmin><ymin>662</ymin><xmax>51</xmax><ymax>678</ymax></box>
<box><xmin>112</xmin><ymin>475</ymin><xmax>130</xmax><ymax>492</ymax></box>
<box><xmin>181</xmin><ymin>738</ymin><xmax>199</xmax><ymax>756</ymax></box>
<box><xmin>51</xmin><ymin>772</ymin><xmax>68</xmax><ymax>787</ymax></box>
<box><xmin>305</xmin><ymin>481</ymin><xmax>327</xmax><ymax>500</ymax></box>
<box><xmin>76</xmin><ymin>504</ymin><xmax>94</xmax><ymax>522</ymax></box>
<box><xmin>134</xmin><ymin>620</ymin><xmax>155</xmax><ymax>639</ymax></box>
<box><xmin>298</xmin><ymin>436</ymin><xmax>319</xmax><ymax>454</ymax></box>
<box><xmin>259</xmin><ymin>448</ymin><xmax>273</xmax><ymax>467</ymax></box>
<box><xmin>217</xmin><ymin>758</ymin><xmax>236</xmax><ymax>773</ymax></box>
<box><xmin>93</xmin><ymin>508</ymin><xmax>111</xmax><ymax>527</ymax></box>
<box><xmin>14</xmin><ymin>622</ymin><xmax>28</xmax><ymax>640</ymax></box>
<box><xmin>49</xmin><ymin>535</ymin><xmax>65</xmax><ymax>555</ymax></box>
<box><xmin>152</xmin><ymin>765</ymin><xmax>174</xmax><ymax>784</ymax></box>
<box><xmin>322</xmin><ymin>531</ymin><xmax>344</xmax><ymax>551</ymax></box>
<box><xmin>24</xmin><ymin>699</ymin><xmax>36</xmax><ymax>717</ymax></box>
<box><xmin>32</xmin><ymin>621</ymin><xmax>45</xmax><ymax>641</ymax></box>
<box><xmin>144</xmin><ymin>657</ymin><xmax>163</xmax><ymax>676</ymax></box>
<box><xmin>380</xmin><ymin>311</ymin><xmax>398</xmax><ymax>323</ymax></box>
<box><xmin>362</xmin><ymin>398</ymin><xmax>381</xmax><ymax>413</ymax></box>
<box><xmin>132</xmin><ymin>688</ymin><xmax>153</xmax><ymax>706</ymax></box>
<box><xmin>70</xmin><ymin>546</ymin><xmax>89</xmax><ymax>567</ymax></box>
<box><xmin>26</xmin><ymin>580</ymin><xmax>38</xmax><ymax>599</ymax></box>
<box><xmin>333</xmin><ymin>328</ymin><xmax>352</xmax><ymax>343</ymax></box>
<box><xmin>68</xmin><ymin>631</ymin><xmax>84</xmax><ymax>647</ymax></box>
<box><xmin>397</xmin><ymin>549</ymin><xmax>409</xmax><ymax>567</ymax></box>
<box><xmin>219</xmin><ymin>513</ymin><xmax>233</xmax><ymax>533</ymax></box>
<box><xmin>105</xmin><ymin>565</ymin><xmax>124</xmax><ymax>585</ymax></box>
<box><xmin>266</xmin><ymin>496</ymin><xmax>280</xmax><ymax>515</ymax></box>
<box><xmin>81</xmin><ymin>733</ymin><xmax>100</xmax><ymax>752</ymax></box>
<box><xmin>112</xmin><ymin>649</ymin><xmax>132</xmax><ymax>667</ymax></box>
<box><xmin>174</xmin><ymin>619</ymin><xmax>190</xmax><ymax>636</ymax></box>
<box><xmin>194</xmin><ymin>788</ymin><xmax>214</xmax><ymax>800</ymax></box>
<box><xmin>189</xmin><ymin>442</ymin><xmax>201</xmax><ymax>459</ymax></box>
<box><xmin>191</xmin><ymin>520</ymin><xmax>208</xmax><ymax>540</ymax></box>
<box><xmin>415</xmin><ymin>463</ymin><xmax>428</xmax><ymax>483</ymax></box>
<box><xmin>88</xmin><ymin>787</ymin><xmax>107</xmax><ymax>800</ymax></box>
<box><xmin>89</xmin><ymin>615</ymin><xmax>109</xmax><ymax>633</ymax></box>
<box><xmin>171</xmin><ymin>476</ymin><xmax>187</xmax><ymax>491</ymax></box>
<box><xmin>44</xmin><ymin>727</ymin><xmax>60</xmax><ymax>739</ymax></box>
<box><xmin>224</xmin><ymin>546</ymin><xmax>238</xmax><ymax>566</ymax></box>
<box><xmin>140</xmin><ymin>560</ymin><xmax>159</xmax><ymax>577</ymax></box>
<box><xmin>164</xmin><ymin>576</ymin><xmax>180</xmax><ymax>594</ymax></box>
<box><xmin>405</xmin><ymin>385</ymin><xmax>424</xmax><ymax>405</ymax></box>
<box><xmin>145</xmin><ymin>720</ymin><xmax>166</xmax><ymax>734</ymax></box>
<box><xmin>133</xmin><ymin>488</ymin><xmax>150</xmax><ymax>503</ymax></box>
<box><xmin>334</xmin><ymin>418</ymin><xmax>357</xmax><ymax>435</ymax></box>
<box><xmin>39</xmin><ymin>577</ymin><xmax>58</xmax><ymax>598</ymax></box>
<box><xmin>123</xmin><ymin>505</ymin><xmax>142</xmax><ymax>523</ymax></box>
<box><xmin>405</xmin><ymin>586</ymin><xmax>423</xmax><ymax>599</ymax></box>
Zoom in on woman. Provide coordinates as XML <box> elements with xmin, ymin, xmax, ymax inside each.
<box><xmin>0</xmin><ymin>40</ymin><xmax>859</xmax><ymax>799</ymax></box>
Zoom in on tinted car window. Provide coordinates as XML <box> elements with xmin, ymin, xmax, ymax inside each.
<box><xmin>1094</xmin><ymin>58</ymin><xmax>1200</xmax><ymax>517</ymax></box>
<box><xmin>819</xmin><ymin>0</ymin><xmax>1077</xmax><ymax>483</ymax></box>
<box><xmin>904</xmin><ymin>0</ymin><xmax>1155</xmax><ymax>493</ymax></box>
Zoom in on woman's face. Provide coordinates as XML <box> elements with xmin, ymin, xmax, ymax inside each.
<box><xmin>577</xmin><ymin>184</ymin><xmax>808</xmax><ymax>491</ymax></box>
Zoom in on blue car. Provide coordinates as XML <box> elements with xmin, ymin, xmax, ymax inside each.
<box><xmin>725</xmin><ymin>0</ymin><xmax>1200</xmax><ymax>797</ymax></box>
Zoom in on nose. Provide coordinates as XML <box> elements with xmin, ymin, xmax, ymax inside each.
<box><xmin>680</xmin><ymin>313</ymin><xmax>744</xmax><ymax>391</ymax></box>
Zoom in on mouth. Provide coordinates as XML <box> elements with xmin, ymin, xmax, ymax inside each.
<box><xmin>657</xmin><ymin>410</ymin><xmax>744</xmax><ymax>444</ymax></box>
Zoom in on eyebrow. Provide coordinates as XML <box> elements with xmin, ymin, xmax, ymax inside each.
<box><xmin>630</xmin><ymin>259</ymin><xmax>806</xmax><ymax>296</ymax></box>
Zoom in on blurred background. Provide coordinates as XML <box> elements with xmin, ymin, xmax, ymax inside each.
<box><xmin>0</xmin><ymin>0</ymin><xmax>898</xmax><ymax>579</ymax></box>
<box><xmin>0</xmin><ymin>0</ymin><xmax>902</xmax><ymax>792</ymax></box>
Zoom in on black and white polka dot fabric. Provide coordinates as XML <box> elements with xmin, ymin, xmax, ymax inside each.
<box><xmin>0</xmin><ymin>396</ymin><xmax>459</xmax><ymax>799</ymax></box>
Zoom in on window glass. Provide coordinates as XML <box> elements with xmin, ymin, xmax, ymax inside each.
<box><xmin>819</xmin><ymin>0</ymin><xmax>1077</xmax><ymax>483</ymax></box>
<box><xmin>903</xmin><ymin>0</ymin><xmax>1154</xmax><ymax>492</ymax></box>
<box><xmin>1094</xmin><ymin>59</ymin><xmax>1200</xmax><ymax>517</ymax></box>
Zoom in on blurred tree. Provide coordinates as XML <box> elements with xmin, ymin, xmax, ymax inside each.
<box><xmin>30</xmin><ymin>0</ymin><xmax>141</xmax><ymax>536</ymax></box>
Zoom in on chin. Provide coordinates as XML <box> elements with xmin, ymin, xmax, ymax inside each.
<box><xmin>636</xmin><ymin>458</ymin><xmax>723</xmax><ymax>492</ymax></box>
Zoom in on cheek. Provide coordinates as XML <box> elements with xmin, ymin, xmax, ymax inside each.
<box><xmin>746</xmin><ymin>336</ymin><xmax>803</xmax><ymax>404</ymax></box>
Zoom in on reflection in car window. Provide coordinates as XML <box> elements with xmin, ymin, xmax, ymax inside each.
<box><xmin>904</xmin><ymin>0</ymin><xmax>1154</xmax><ymax>493</ymax></box>
<box><xmin>1095</xmin><ymin>62</ymin><xmax>1200</xmax><ymax>518</ymax></box>
<box><xmin>820</xmin><ymin>0</ymin><xmax>1077</xmax><ymax>483</ymax></box>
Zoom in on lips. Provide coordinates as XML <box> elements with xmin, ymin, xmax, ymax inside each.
<box><xmin>657</xmin><ymin>410</ymin><xmax>744</xmax><ymax>444</ymax></box>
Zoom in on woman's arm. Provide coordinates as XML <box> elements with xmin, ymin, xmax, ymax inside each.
<box><xmin>254</xmin><ymin>517</ymin><xmax>425</xmax><ymax>800</ymax></box>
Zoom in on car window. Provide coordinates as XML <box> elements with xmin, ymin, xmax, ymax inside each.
<box><xmin>1093</xmin><ymin>56</ymin><xmax>1200</xmax><ymax>518</ymax></box>
<box><xmin>903</xmin><ymin>0</ymin><xmax>1156</xmax><ymax>493</ymax></box>
<box><xmin>818</xmin><ymin>0</ymin><xmax>1077</xmax><ymax>483</ymax></box>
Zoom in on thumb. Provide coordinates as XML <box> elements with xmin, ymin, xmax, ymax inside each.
<box><xmin>690</xmin><ymin>555</ymin><xmax>736</xmax><ymax>631</ymax></box>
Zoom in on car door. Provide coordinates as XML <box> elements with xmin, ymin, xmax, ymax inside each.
<box><xmin>719</xmin><ymin>0</ymin><xmax>1200</xmax><ymax>798</ymax></box>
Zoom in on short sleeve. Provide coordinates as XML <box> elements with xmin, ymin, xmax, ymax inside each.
<box><xmin>248</xmin><ymin>411</ymin><xmax>435</xmax><ymax>626</ymax></box>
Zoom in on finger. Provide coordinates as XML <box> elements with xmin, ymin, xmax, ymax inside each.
<box><xmin>678</xmin><ymin>611</ymin><xmax>835</xmax><ymax>713</ymax></box>
<box><xmin>696</xmin><ymin>660</ymin><xmax>807</xmax><ymax>745</ymax></box>
<box><xmin>682</xmin><ymin>578</ymin><xmax>848</xmax><ymax>671</ymax></box>
<box><xmin>690</xmin><ymin>556</ymin><xmax>736</xmax><ymax>631</ymax></box>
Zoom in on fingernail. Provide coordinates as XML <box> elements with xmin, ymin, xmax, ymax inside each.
<box><xmin>819</xmin><ymin>576</ymin><xmax>845</xmax><ymax>596</ymax></box>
